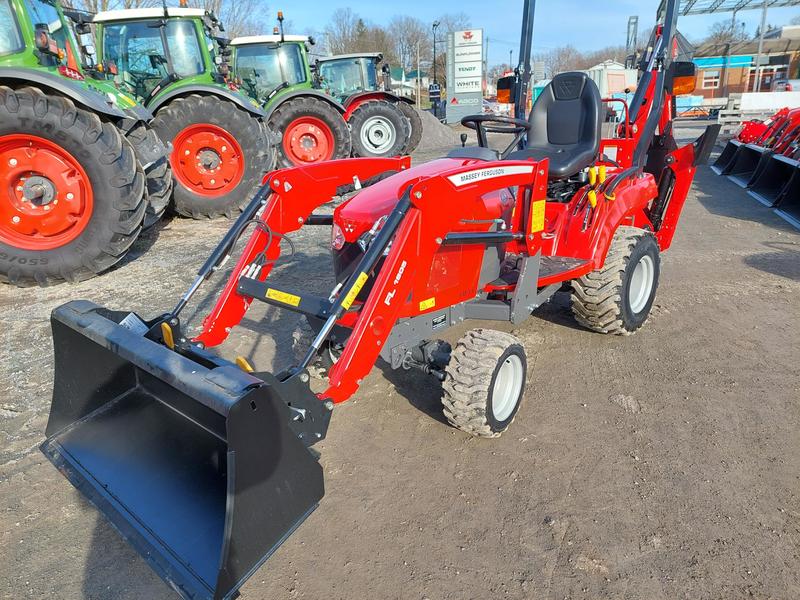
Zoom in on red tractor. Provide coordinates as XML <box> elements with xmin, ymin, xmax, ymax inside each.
<box><xmin>40</xmin><ymin>1</ymin><xmax>717</xmax><ymax>599</ymax></box>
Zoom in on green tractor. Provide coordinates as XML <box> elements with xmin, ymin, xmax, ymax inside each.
<box><xmin>231</xmin><ymin>32</ymin><xmax>352</xmax><ymax>168</ymax></box>
<box><xmin>0</xmin><ymin>0</ymin><xmax>172</xmax><ymax>286</ymax></box>
<box><xmin>316</xmin><ymin>52</ymin><xmax>423</xmax><ymax>155</ymax></box>
<box><xmin>93</xmin><ymin>7</ymin><xmax>273</xmax><ymax>219</ymax></box>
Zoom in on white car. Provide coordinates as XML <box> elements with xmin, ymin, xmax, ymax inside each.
<box><xmin>774</xmin><ymin>79</ymin><xmax>800</xmax><ymax>92</ymax></box>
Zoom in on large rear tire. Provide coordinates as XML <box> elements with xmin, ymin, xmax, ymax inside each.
<box><xmin>0</xmin><ymin>86</ymin><xmax>145</xmax><ymax>287</ymax></box>
<box><xmin>349</xmin><ymin>100</ymin><xmax>410</xmax><ymax>158</ymax></box>
<box><xmin>270</xmin><ymin>96</ymin><xmax>351</xmax><ymax>168</ymax></box>
<box><xmin>123</xmin><ymin>120</ymin><xmax>172</xmax><ymax>229</ymax></box>
<box><xmin>396</xmin><ymin>101</ymin><xmax>423</xmax><ymax>154</ymax></box>
<box><xmin>571</xmin><ymin>226</ymin><xmax>661</xmax><ymax>335</ymax></box>
<box><xmin>152</xmin><ymin>94</ymin><xmax>269</xmax><ymax>219</ymax></box>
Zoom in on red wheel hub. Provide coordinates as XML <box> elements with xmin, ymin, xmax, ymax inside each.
<box><xmin>171</xmin><ymin>123</ymin><xmax>245</xmax><ymax>197</ymax></box>
<box><xmin>0</xmin><ymin>134</ymin><xmax>93</xmax><ymax>251</ymax></box>
<box><xmin>283</xmin><ymin>117</ymin><xmax>335</xmax><ymax>164</ymax></box>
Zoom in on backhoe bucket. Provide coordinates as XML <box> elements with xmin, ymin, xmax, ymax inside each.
<box><xmin>726</xmin><ymin>144</ymin><xmax>770</xmax><ymax>187</ymax></box>
<box><xmin>41</xmin><ymin>301</ymin><xmax>329</xmax><ymax>600</ymax></box>
<box><xmin>774</xmin><ymin>166</ymin><xmax>800</xmax><ymax>229</ymax></box>
<box><xmin>711</xmin><ymin>139</ymin><xmax>741</xmax><ymax>175</ymax></box>
<box><xmin>748</xmin><ymin>153</ymin><xmax>797</xmax><ymax>207</ymax></box>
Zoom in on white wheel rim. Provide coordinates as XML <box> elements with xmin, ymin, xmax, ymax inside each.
<box><xmin>628</xmin><ymin>254</ymin><xmax>655</xmax><ymax>314</ymax></box>
<box><xmin>491</xmin><ymin>354</ymin><xmax>524</xmax><ymax>422</ymax></box>
<box><xmin>360</xmin><ymin>116</ymin><xmax>396</xmax><ymax>153</ymax></box>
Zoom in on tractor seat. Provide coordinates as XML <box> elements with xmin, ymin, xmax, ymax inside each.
<box><xmin>506</xmin><ymin>72</ymin><xmax>602</xmax><ymax>180</ymax></box>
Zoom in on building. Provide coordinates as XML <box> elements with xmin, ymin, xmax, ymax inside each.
<box><xmin>693</xmin><ymin>37</ymin><xmax>800</xmax><ymax>98</ymax></box>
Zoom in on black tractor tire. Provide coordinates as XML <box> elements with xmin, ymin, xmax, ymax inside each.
<box><xmin>396</xmin><ymin>101</ymin><xmax>423</xmax><ymax>154</ymax></box>
<box><xmin>151</xmin><ymin>94</ymin><xmax>270</xmax><ymax>219</ymax></box>
<box><xmin>0</xmin><ymin>86</ymin><xmax>146</xmax><ymax>287</ymax></box>
<box><xmin>571</xmin><ymin>226</ymin><xmax>661</xmax><ymax>335</ymax></box>
<box><xmin>269</xmin><ymin>96</ymin><xmax>351</xmax><ymax>169</ymax></box>
<box><xmin>442</xmin><ymin>329</ymin><xmax>527</xmax><ymax>438</ymax></box>
<box><xmin>122</xmin><ymin>120</ymin><xmax>172</xmax><ymax>229</ymax></box>
<box><xmin>349</xmin><ymin>100</ymin><xmax>410</xmax><ymax>158</ymax></box>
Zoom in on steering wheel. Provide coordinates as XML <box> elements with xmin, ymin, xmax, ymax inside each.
<box><xmin>460</xmin><ymin>114</ymin><xmax>530</xmax><ymax>158</ymax></box>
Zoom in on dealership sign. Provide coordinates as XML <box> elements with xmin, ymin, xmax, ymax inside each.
<box><xmin>446</xmin><ymin>28</ymin><xmax>484</xmax><ymax>124</ymax></box>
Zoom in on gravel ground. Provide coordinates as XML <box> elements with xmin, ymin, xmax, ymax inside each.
<box><xmin>2</xmin><ymin>122</ymin><xmax>799</xmax><ymax>600</ymax></box>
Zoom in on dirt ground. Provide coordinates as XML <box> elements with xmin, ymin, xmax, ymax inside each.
<box><xmin>1</xmin><ymin>122</ymin><xmax>799</xmax><ymax>600</ymax></box>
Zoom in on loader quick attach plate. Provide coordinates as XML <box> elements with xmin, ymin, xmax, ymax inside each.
<box><xmin>41</xmin><ymin>301</ymin><xmax>328</xmax><ymax>600</ymax></box>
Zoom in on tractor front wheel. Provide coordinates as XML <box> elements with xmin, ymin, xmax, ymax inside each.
<box><xmin>270</xmin><ymin>96</ymin><xmax>351</xmax><ymax>168</ymax></box>
<box><xmin>442</xmin><ymin>329</ymin><xmax>527</xmax><ymax>438</ymax></box>
<box><xmin>349</xmin><ymin>100</ymin><xmax>410</xmax><ymax>158</ymax></box>
<box><xmin>570</xmin><ymin>226</ymin><xmax>661</xmax><ymax>335</ymax></box>
<box><xmin>396</xmin><ymin>102</ymin><xmax>423</xmax><ymax>154</ymax></box>
<box><xmin>0</xmin><ymin>86</ymin><xmax>145</xmax><ymax>286</ymax></box>
<box><xmin>152</xmin><ymin>94</ymin><xmax>270</xmax><ymax>219</ymax></box>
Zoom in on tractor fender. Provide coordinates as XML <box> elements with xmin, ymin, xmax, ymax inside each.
<box><xmin>264</xmin><ymin>89</ymin><xmax>346</xmax><ymax>120</ymax></box>
<box><xmin>341</xmin><ymin>91</ymin><xmax>409</xmax><ymax>119</ymax></box>
<box><xmin>148</xmin><ymin>84</ymin><xmax>266</xmax><ymax>118</ymax></box>
<box><xmin>0</xmin><ymin>67</ymin><xmax>128</xmax><ymax>119</ymax></box>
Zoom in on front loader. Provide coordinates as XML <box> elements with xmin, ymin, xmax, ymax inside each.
<box><xmin>40</xmin><ymin>1</ymin><xmax>717</xmax><ymax>598</ymax></box>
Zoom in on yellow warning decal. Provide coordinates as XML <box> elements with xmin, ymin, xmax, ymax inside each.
<box><xmin>530</xmin><ymin>199</ymin><xmax>546</xmax><ymax>233</ymax></box>
<box><xmin>266</xmin><ymin>288</ymin><xmax>301</xmax><ymax>307</ymax></box>
<box><xmin>419</xmin><ymin>297</ymin><xmax>436</xmax><ymax>311</ymax></box>
<box><xmin>342</xmin><ymin>272</ymin><xmax>369</xmax><ymax>310</ymax></box>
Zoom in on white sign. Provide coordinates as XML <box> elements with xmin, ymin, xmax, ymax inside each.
<box><xmin>453</xmin><ymin>77</ymin><xmax>482</xmax><ymax>93</ymax></box>
<box><xmin>454</xmin><ymin>29</ymin><xmax>482</xmax><ymax>48</ymax></box>
<box><xmin>454</xmin><ymin>46</ymin><xmax>482</xmax><ymax>62</ymax></box>
<box><xmin>455</xmin><ymin>61</ymin><xmax>483</xmax><ymax>78</ymax></box>
<box><xmin>447</xmin><ymin>166</ymin><xmax>535</xmax><ymax>187</ymax></box>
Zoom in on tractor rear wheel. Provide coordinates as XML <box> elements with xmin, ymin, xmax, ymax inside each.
<box><xmin>396</xmin><ymin>102</ymin><xmax>423</xmax><ymax>154</ymax></box>
<box><xmin>570</xmin><ymin>226</ymin><xmax>661</xmax><ymax>335</ymax></box>
<box><xmin>349</xmin><ymin>100</ymin><xmax>410</xmax><ymax>158</ymax></box>
<box><xmin>152</xmin><ymin>94</ymin><xmax>270</xmax><ymax>219</ymax></box>
<box><xmin>270</xmin><ymin>96</ymin><xmax>351</xmax><ymax>168</ymax></box>
<box><xmin>123</xmin><ymin>120</ymin><xmax>172</xmax><ymax>228</ymax></box>
<box><xmin>442</xmin><ymin>329</ymin><xmax>527</xmax><ymax>438</ymax></box>
<box><xmin>0</xmin><ymin>86</ymin><xmax>146</xmax><ymax>287</ymax></box>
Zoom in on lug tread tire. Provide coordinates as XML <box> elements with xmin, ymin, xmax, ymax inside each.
<box><xmin>349</xmin><ymin>100</ymin><xmax>410</xmax><ymax>158</ymax></box>
<box><xmin>152</xmin><ymin>94</ymin><xmax>269</xmax><ymax>219</ymax></box>
<box><xmin>442</xmin><ymin>328</ymin><xmax>525</xmax><ymax>438</ymax></box>
<box><xmin>570</xmin><ymin>226</ymin><xmax>659</xmax><ymax>335</ymax></box>
<box><xmin>396</xmin><ymin>102</ymin><xmax>423</xmax><ymax>154</ymax></box>
<box><xmin>123</xmin><ymin>121</ymin><xmax>173</xmax><ymax>228</ymax></box>
<box><xmin>269</xmin><ymin>96</ymin><xmax>351</xmax><ymax>168</ymax></box>
<box><xmin>0</xmin><ymin>86</ymin><xmax>145</xmax><ymax>287</ymax></box>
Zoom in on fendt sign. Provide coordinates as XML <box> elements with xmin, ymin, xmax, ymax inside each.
<box><xmin>446</xmin><ymin>28</ymin><xmax>484</xmax><ymax>123</ymax></box>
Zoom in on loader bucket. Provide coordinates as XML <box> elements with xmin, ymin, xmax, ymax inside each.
<box><xmin>726</xmin><ymin>144</ymin><xmax>770</xmax><ymax>187</ymax></box>
<box><xmin>748</xmin><ymin>153</ymin><xmax>798</xmax><ymax>207</ymax></box>
<box><xmin>710</xmin><ymin>139</ymin><xmax>741</xmax><ymax>175</ymax></box>
<box><xmin>774</xmin><ymin>166</ymin><xmax>800</xmax><ymax>229</ymax></box>
<box><xmin>41</xmin><ymin>301</ymin><xmax>328</xmax><ymax>600</ymax></box>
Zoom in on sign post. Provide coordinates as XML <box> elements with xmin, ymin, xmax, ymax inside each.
<box><xmin>446</xmin><ymin>28</ymin><xmax>484</xmax><ymax>124</ymax></box>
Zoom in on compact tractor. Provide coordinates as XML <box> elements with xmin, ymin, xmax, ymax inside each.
<box><xmin>40</xmin><ymin>0</ymin><xmax>717</xmax><ymax>598</ymax></box>
<box><xmin>0</xmin><ymin>0</ymin><xmax>172</xmax><ymax>286</ymax></box>
<box><xmin>93</xmin><ymin>7</ymin><xmax>273</xmax><ymax>219</ymax></box>
<box><xmin>317</xmin><ymin>51</ymin><xmax>424</xmax><ymax>155</ymax></box>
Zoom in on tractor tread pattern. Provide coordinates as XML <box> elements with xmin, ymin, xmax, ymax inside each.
<box><xmin>442</xmin><ymin>328</ymin><xmax>522</xmax><ymax>438</ymax></box>
<box><xmin>123</xmin><ymin>120</ymin><xmax>173</xmax><ymax>228</ymax></box>
<box><xmin>349</xmin><ymin>100</ymin><xmax>410</xmax><ymax>158</ymax></box>
<box><xmin>396</xmin><ymin>102</ymin><xmax>423</xmax><ymax>154</ymax></box>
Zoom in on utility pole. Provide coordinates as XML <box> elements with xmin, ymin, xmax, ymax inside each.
<box><xmin>416</xmin><ymin>40</ymin><xmax>421</xmax><ymax>109</ymax></box>
<box><xmin>753</xmin><ymin>0</ymin><xmax>768</xmax><ymax>92</ymax></box>
<box><xmin>509</xmin><ymin>49</ymin><xmax>513</xmax><ymax>68</ymax></box>
<box><xmin>432</xmin><ymin>21</ymin><xmax>440</xmax><ymax>85</ymax></box>
<box><xmin>484</xmin><ymin>36</ymin><xmax>489</xmax><ymax>95</ymax></box>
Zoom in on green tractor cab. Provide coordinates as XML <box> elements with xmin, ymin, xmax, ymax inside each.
<box><xmin>94</xmin><ymin>7</ymin><xmax>274</xmax><ymax>219</ymax></box>
<box><xmin>0</xmin><ymin>0</ymin><xmax>171</xmax><ymax>286</ymax></box>
<box><xmin>231</xmin><ymin>33</ymin><xmax>352</xmax><ymax>168</ymax></box>
<box><xmin>317</xmin><ymin>52</ymin><xmax>423</xmax><ymax>154</ymax></box>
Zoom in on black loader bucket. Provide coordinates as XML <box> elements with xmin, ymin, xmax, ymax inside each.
<box><xmin>726</xmin><ymin>144</ymin><xmax>771</xmax><ymax>187</ymax></box>
<box><xmin>748</xmin><ymin>153</ymin><xmax>798</xmax><ymax>207</ymax></box>
<box><xmin>41</xmin><ymin>301</ymin><xmax>330</xmax><ymax>600</ymax></box>
<box><xmin>774</xmin><ymin>165</ymin><xmax>800</xmax><ymax>229</ymax></box>
<box><xmin>711</xmin><ymin>139</ymin><xmax>741</xmax><ymax>175</ymax></box>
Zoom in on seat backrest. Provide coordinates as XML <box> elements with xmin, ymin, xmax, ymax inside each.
<box><xmin>527</xmin><ymin>71</ymin><xmax>602</xmax><ymax>155</ymax></box>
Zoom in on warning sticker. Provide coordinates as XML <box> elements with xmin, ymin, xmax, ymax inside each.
<box><xmin>530</xmin><ymin>199</ymin><xmax>546</xmax><ymax>233</ymax></box>
<box><xmin>419</xmin><ymin>297</ymin><xmax>436</xmax><ymax>311</ymax></box>
<box><xmin>342</xmin><ymin>272</ymin><xmax>369</xmax><ymax>310</ymax></box>
<box><xmin>266</xmin><ymin>288</ymin><xmax>301</xmax><ymax>307</ymax></box>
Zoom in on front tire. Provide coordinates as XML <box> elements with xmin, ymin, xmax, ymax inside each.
<box><xmin>349</xmin><ymin>100</ymin><xmax>410</xmax><ymax>158</ymax></box>
<box><xmin>152</xmin><ymin>94</ymin><xmax>269</xmax><ymax>219</ymax></box>
<box><xmin>122</xmin><ymin>120</ymin><xmax>172</xmax><ymax>228</ymax></box>
<box><xmin>571</xmin><ymin>226</ymin><xmax>661</xmax><ymax>335</ymax></box>
<box><xmin>0</xmin><ymin>86</ymin><xmax>145</xmax><ymax>287</ymax></box>
<box><xmin>270</xmin><ymin>96</ymin><xmax>351</xmax><ymax>168</ymax></box>
<box><xmin>442</xmin><ymin>329</ymin><xmax>527</xmax><ymax>438</ymax></box>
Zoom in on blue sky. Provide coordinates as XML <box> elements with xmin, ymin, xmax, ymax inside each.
<box><xmin>283</xmin><ymin>0</ymin><xmax>799</xmax><ymax>66</ymax></box>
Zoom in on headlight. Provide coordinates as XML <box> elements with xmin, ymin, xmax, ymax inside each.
<box><xmin>331</xmin><ymin>223</ymin><xmax>345</xmax><ymax>251</ymax></box>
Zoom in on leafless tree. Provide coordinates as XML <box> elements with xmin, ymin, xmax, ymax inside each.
<box><xmin>324</xmin><ymin>8</ymin><xmax>359</xmax><ymax>55</ymax></box>
<box><xmin>389</xmin><ymin>15</ymin><xmax>430</xmax><ymax>72</ymax></box>
<box><xmin>705</xmin><ymin>19</ymin><xmax>750</xmax><ymax>45</ymax></box>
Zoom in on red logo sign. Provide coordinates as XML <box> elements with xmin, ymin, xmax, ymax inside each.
<box><xmin>462</xmin><ymin>31</ymin><xmax>474</xmax><ymax>42</ymax></box>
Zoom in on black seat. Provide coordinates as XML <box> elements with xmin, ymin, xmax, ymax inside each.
<box><xmin>507</xmin><ymin>71</ymin><xmax>602</xmax><ymax>179</ymax></box>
